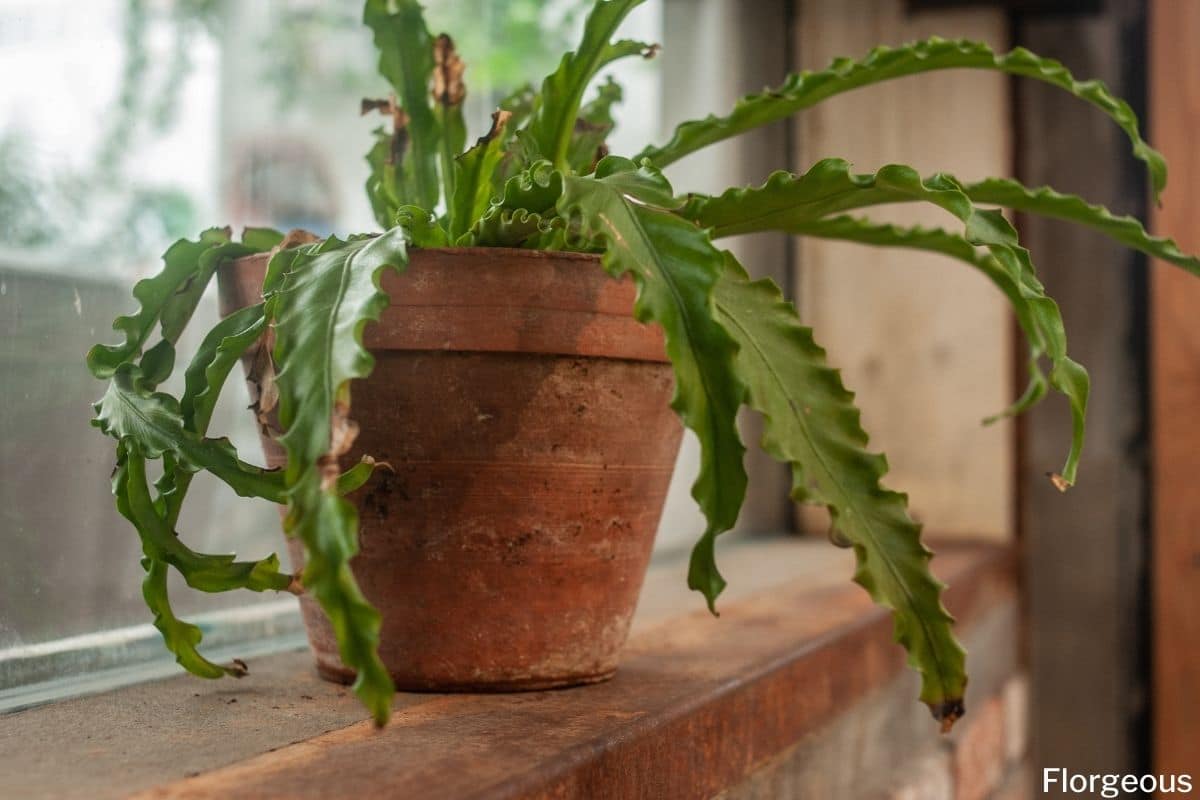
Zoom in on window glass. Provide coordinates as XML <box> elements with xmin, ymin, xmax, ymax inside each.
<box><xmin>0</xmin><ymin>0</ymin><xmax>662</xmax><ymax>671</ymax></box>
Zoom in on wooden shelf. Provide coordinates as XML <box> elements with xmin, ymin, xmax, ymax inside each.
<box><xmin>0</xmin><ymin>538</ymin><xmax>1015</xmax><ymax>800</ymax></box>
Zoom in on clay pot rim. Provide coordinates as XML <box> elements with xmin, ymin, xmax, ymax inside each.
<box><xmin>407</xmin><ymin>246</ymin><xmax>600</xmax><ymax>263</ymax></box>
<box><xmin>220</xmin><ymin>242</ymin><xmax>668</xmax><ymax>362</ymax></box>
<box><xmin>231</xmin><ymin>244</ymin><xmax>602</xmax><ymax>266</ymax></box>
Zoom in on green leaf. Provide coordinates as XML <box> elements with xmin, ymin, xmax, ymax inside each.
<box><xmin>396</xmin><ymin>205</ymin><xmax>450</xmax><ymax>247</ymax></box>
<box><xmin>180</xmin><ymin>303</ymin><xmax>267</xmax><ymax>436</ymax></box>
<box><xmin>492</xmin><ymin>83</ymin><xmax>540</xmax><ymax>190</ymax></box>
<box><xmin>337</xmin><ymin>457</ymin><xmax>388</xmax><ymax>496</ymax></box>
<box><xmin>266</xmin><ymin>229</ymin><xmax>410</xmax><ymax>726</ymax></box>
<box><xmin>448</xmin><ymin>110</ymin><xmax>512</xmax><ymax>240</ymax></box>
<box><xmin>684</xmin><ymin>158</ymin><xmax>963</xmax><ymax>233</ymax></box>
<box><xmin>138</xmin><ymin>339</ymin><xmax>177</xmax><ymax>391</ymax></box>
<box><xmin>364</xmin><ymin>126</ymin><xmax>403</xmax><ymax>230</ymax></box>
<box><xmin>364</xmin><ymin>0</ymin><xmax>440</xmax><ymax>209</ymax></box>
<box><xmin>154</xmin><ymin>302</ymin><xmax>271</xmax><ymax>526</ymax></box>
<box><xmin>94</xmin><ymin>364</ymin><xmax>287</xmax><ymax>502</ymax></box>
<box><xmin>241</xmin><ymin>226</ymin><xmax>285</xmax><ymax>252</ymax></box>
<box><xmin>713</xmin><ymin>252</ymin><xmax>966</xmax><ymax>728</ymax></box>
<box><xmin>962</xmin><ymin>177</ymin><xmax>1200</xmax><ymax>275</ymax></box>
<box><xmin>91</xmin><ymin>227</ymin><xmax>295</xmax><ymax>684</ymax></box>
<box><xmin>469</xmin><ymin>208</ymin><xmax>559</xmax><ymax>249</ymax></box>
<box><xmin>142</xmin><ymin>557</ymin><xmax>233</xmax><ymax>680</ymax></box>
<box><xmin>557</xmin><ymin>157</ymin><xmax>747</xmax><ymax>609</ymax></box>
<box><xmin>466</xmin><ymin>161</ymin><xmax>565</xmax><ymax>247</ymax></box>
<box><xmin>263</xmin><ymin>237</ymin><xmax>321</xmax><ymax>296</ymax></box>
<box><xmin>686</xmin><ymin>160</ymin><xmax>1089</xmax><ymax>486</ymax></box>
<box><xmin>526</xmin><ymin>0</ymin><xmax>646</xmax><ymax>170</ymax></box>
<box><xmin>114</xmin><ymin>444</ymin><xmax>289</xmax><ymax>680</ymax></box>
<box><xmin>87</xmin><ymin>228</ymin><xmax>230</xmax><ymax>379</ymax></box>
<box><xmin>640</xmin><ymin>37</ymin><xmax>1165</xmax><ymax>199</ymax></box>
<box><xmin>161</xmin><ymin>239</ymin><xmax>261</xmax><ymax>343</ymax></box>
<box><xmin>777</xmin><ymin>216</ymin><xmax>1052</xmax><ymax>424</ymax></box>
<box><xmin>492</xmin><ymin>160</ymin><xmax>565</xmax><ymax>213</ymax></box>
<box><xmin>114</xmin><ymin>441</ymin><xmax>292</xmax><ymax>595</ymax></box>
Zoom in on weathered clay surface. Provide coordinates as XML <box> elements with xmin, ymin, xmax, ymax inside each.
<box><xmin>218</xmin><ymin>247</ymin><xmax>682</xmax><ymax>690</ymax></box>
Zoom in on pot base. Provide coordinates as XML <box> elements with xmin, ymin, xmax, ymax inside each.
<box><xmin>314</xmin><ymin>662</ymin><xmax>618</xmax><ymax>693</ymax></box>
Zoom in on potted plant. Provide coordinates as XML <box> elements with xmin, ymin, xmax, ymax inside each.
<box><xmin>88</xmin><ymin>0</ymin><xmax>1199</xmax><ymax>731</ymax></box>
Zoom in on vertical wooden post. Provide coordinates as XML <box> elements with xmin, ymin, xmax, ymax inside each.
<box><xmin>1150</xmin><ymin>0</ymin><xmax>1200</xmax><ymax>779</ymax></box>
<box><xmin>1014</xmin><ymin>1</ymin><xmax>1151</xmax><ymax>776</ymax></box>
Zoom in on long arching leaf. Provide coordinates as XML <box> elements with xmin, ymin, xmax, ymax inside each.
<box><xmin>180</xmin><ymin>303</ymin><xmax>267</xmax><ymax>437</ymax></box>
<box><xmin>265</xmin><ymin>229</ymin><xmax>410</xmax><ymax>726</ymax></box>
<box><xmin>685</xmin><ymin>160</ymin><xmax>1089</xmax><ymax>486</ymax></box>
<box><xmin>683</xmin><ymin>159</ymin><xmax>974</xmax><ymax>235</ymax></box>
<box><xmin>93</xmin><ymin>364</ymin><xmax>287</xmax><ymax>502</ymax></box>
<box><xmin>557</xmin><ymin>157</ymin><xmax>747</xmax><ymax>608</ymax></box>
<box><xmin>147</xmin><ymin>302</ymin><xmax>274</xmax><ymax>528</ymax></box>
<box><xmin>780</xmin><ymin>216</ymin><xmax>1051</xmax><ymax>423</ymax></box>
<box><xmin>142</xmin><ymin>558</ymin><xmax>237</xmax><ymax>679</ymax></box>
<box><xmin>713</xmin><ymin>252</ymin><xmax>966</xmax><ymax>729</ymax></box>
<box><xmin>114</xmin><ymin>441</ymin><xmax>291</xmax><ymax>595</ymax></box>
<box><xmin>87</xmin><ymin>229</ymin><xmax>233</xmax><ymax>379</ymax></box>
<box><xmin>640</xmin><ymin>37</ymin><xmax>1165</xmax><ymax>200</ymax></box>
<box><xmin>112</xmin><ymin>439</ymin><xmax>291</xmax><ymax>680</ymax></box>
<box><xmin>962</xmin><ymin>178</ymin><xmax>1200</xmax><ymax>274</ymax></box>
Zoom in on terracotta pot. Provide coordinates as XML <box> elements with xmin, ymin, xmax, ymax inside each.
<box><xmin>217</xmin><ymin>247</ymin><xmax>683</xmax><ymax>691</ymax></box>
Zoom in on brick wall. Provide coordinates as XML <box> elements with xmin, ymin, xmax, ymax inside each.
<box><xmin>724</xmin><ymin>596</ymin><xmax>1023</xmax><ymax>800</ymax></box>
<box><xmin>888</xmin><ymin>676</ymin><xmax>1030</xmax><ymax>800</ymax></box>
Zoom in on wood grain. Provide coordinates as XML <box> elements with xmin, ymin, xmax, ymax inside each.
<box><xmin>130</xmin><ymin>545</ymin><xmax>1013</xmax><ymax>800</ymax></box>
<box><xmin>1149</xmin><ymin>0</ymin><xmax>1200</xmax><ymax>781</ymax></box>
<box><xmin>791</xmin><ymin>0</ymin><xmax>1015</xmax><ymax>540</ymax></box>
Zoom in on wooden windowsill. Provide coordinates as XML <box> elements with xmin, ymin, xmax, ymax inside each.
<box><xmin>0</xmin><ymin>537</ymin><xmax>1015</xmax><ymax>800</ymax></box>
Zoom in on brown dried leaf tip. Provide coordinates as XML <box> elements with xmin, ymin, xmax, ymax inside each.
<box><xmin>360</xmin><ymin>97</ymin><xmax>391</xmax><ymax>116</ymax></box>
<box><xmin>247</xmin><ymin>328</ymin><xmax>280</xmax><ymax>437</ymax></box>
<box><xmin>270</xmin><ymin>227</ymin><xmax>321</xmax><ymax>258</ymax></box>
<box><xmin>933</xmin><ymin>697</ymin><xmax>966</xmax><ymax>733</ymax></box>
<box><xmin>361</xmin><ymin>96</ymin><xmax>410</xmax><ymax>166</ymax></box>
<box><xmin>482</xmin><ymin>109</ymin><xmax>513</xmax><ymax>143</ymax></box>
<box><xmin>361</xmin><ymin>454</ymin><xmax>395</xmax><ymax>474</ymax></box>
<box><xmin>432</xmin><ymin>33</ymin><xmax>466</xmax><ymax>107</ymax></box>
<box><xmin>227</xmin><ymin>658</ymin><xmax>249</xmax><ymax>678</ymax></box>
<box><xmin>1048</xmin><ymin>472</ymin><xmax>1072</xmax><ymax>493</ymax></box>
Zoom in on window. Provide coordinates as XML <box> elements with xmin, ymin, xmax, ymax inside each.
<box><xmin>2</xmin><ymin>0</ymin><xmax>800</xmax><ymax>712</ymax></box>
<box><xmin>0</xmin><ymin>0</ymin><xmax>666</xmax><ymax>706</ymax></box>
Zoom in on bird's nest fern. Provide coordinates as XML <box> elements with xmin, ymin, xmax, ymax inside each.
<box><xmin>88</xmin><ymin>0</ymin><xmax>1200</xmax><ymax>728</ymax></box>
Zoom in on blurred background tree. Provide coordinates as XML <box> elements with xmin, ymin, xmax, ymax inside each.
<box><xmin>0</xmin><ymin>0</ymin><xmax>593</xmax><ymax>263</ymax></box>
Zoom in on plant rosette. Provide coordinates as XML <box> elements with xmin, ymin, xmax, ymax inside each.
<box><xmin>89</xmin><ymin>0</ymin><xmax>1200</xmax><ymax>729</ymax></box>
